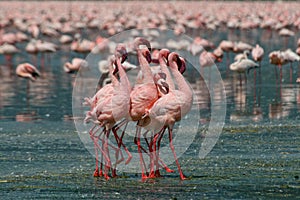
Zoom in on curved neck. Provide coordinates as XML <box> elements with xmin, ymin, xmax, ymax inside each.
<box><xmin>137</xmin><ymin>49</ymin><xmax>153</xmax><ymax>84</ymax></box>
<box><xmin>169</xmin><ymin>60</ymin><xmax>192</xmax><ymax>96</ymax></box>
<box><xmin>159</xmin><ymin>53</ymin><xmax>174</xmax><ymax>90</ymax></box>
<box><xmin>116</xmin><ymin>57</ymin><xmax>131</xmax><ymax>90</ymax></box>
<box><xmin>108</xmin><ymin>60</ymin><xmax>118</xmax><ymax>86</ymax></box>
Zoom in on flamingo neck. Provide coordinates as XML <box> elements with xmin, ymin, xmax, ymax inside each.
<box><xmin>137</xmin><ymin>50</ymin><xmax>153</xmax><ymax>84</ymax></box>
<box><xmin>159</xmin><ymin>54</ymin><xmax>174</xmax><ymax>90</ymax></box>
<box><xmin>169</xmin><ymin>61</ymin><xmax>192</xmax><ymax>97</ymax></box>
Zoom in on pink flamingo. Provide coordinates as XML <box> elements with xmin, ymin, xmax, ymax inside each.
<box><xmin>282</xmin><ymin>49</ymin><xmax>300</xmax><ymax>83</ymax></box>
<box><xmin>218</xmin><ymin>40</ymin><xmax>234</xmax><ymax>66</ymax></box>
<box><xmin>129</xmin><ymin>37</ymin><xmax>170</xmax><ymax>179</ymax></box>
<box><xmin>143</xmin><ymin>52</ymin><xmax>193</xmax><ymax>180</ymax></box>
<box><xmin>16</xmin><ymin>63</ymin><xmax>40</xmax><ymax>81</ymax></box>
<box><xmin>63</xmin><ymin>58</ymin><xmax>88</xmax><ymax>73</ymax></box>
<box><xmin>16</xmin><ymin>63</ymin><xmax>40</xmax><ymax>97</ymax></box>
<box><xmin>199</xmin><ymin>50</ymin><xmax>222</xmax><ymax>87</ymax></box>
<box><xmin>84</xmin><ymin>44</ymin><xmax>131</xmax><ymax>179</ymax></box>
<box><xmin>251</xmin><ymin>44</ymin><xmax>264</xmax><ymax>64</ymax></box>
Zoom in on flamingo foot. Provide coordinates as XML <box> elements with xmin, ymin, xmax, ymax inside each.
<box><xmin>111</xmin><ymin>169</ymin><xmax>118</xmax><ymax>178</ymax></box>
<box><xmin>180</xmin><ymin>173</ymin><xmax>188</xmax><ymax>180</ymax></box>
<box><xmin>93</xmin><ymin>169</ymin><xmax>99</xmax><ymax>177</ymax></box>
<box><xmin>104</xmin><ymin>174</ymin><xmax>110</xmax><ymax>180</ymax></box>
<box><xmin>155</xmin><ymin>170</ymin><xmax>162</xmax><ymax>177</ymax></box>
<box><xmin>141</xmin><ymin>173</ymin><xmax>149</xmax><ymax>180</ymax></box>
<box><xmin>148</xmin><ymin>171</ymin><xmax>156</xmax><ymax>178</ymax></box>
<box><xmin>164</xmin><ymin>166</ymin><xmax>174</xmax><ymax>173</ymax></box>
<box><xmin>99</xmin><ymin>169</ymin><xmax>103</xmax><ymax>177</ymax></box>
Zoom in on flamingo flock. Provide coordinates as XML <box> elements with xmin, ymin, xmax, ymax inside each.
<box><xmin>1</xmin><ymin>1</ymin><xmax>300</xmax><ymax>180</ymax></box>
<box><xmin>84</xmin><ymin>38</ymin><xmax>191</xmax><ymax>180</ymax></box>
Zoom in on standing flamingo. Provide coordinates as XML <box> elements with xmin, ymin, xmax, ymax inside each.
<box><xmin>282</xmin><ymin>49</ymin><xmax>300</xmax><ymax>83</ymax></box>
<box><xmin>143</xmin><ymin>52</ymin><xmax>193</xmax><ymax>180</ymax></box>
<box><xmin>84</xmin><ymin>45</ymin><xmax>132</xmax><ymax>179</ymax></box>
<box><xmin>129</xmin><ymin>37</ymin><xmax>170</xmax><ymax>179</ymax></box>
<box><xmin>16</xmin><ymin>63</ymin><xmax>40</xmax><ymax>81</ymax></box>
<box><xmin>16</xmin><ymin>63</ymin><xmax>40</xmax><ymax>98</ymax></box>
<box><xmin>230</xmin><ymin>57</ymin><xmax>259</xmax><ymax>89</ymax></box>
<box><xmin>63</xmin><ymin>58</ymin><xmax>88</xmax><ymax>73</ymax></box>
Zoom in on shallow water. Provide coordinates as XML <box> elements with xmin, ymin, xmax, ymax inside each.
<box><xmin>1</xmin><ymin>12</ymin><xmax>300</xmax><ymax>200</ymax></box>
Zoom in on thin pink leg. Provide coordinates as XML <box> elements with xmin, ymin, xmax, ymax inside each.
<box><xmin>89</xmin><ymin>125</ymin><xmax>99</xmax><ymax>177</ymax></box>
<box><xmin>156</xmin><ymin>128</ymin><xmax>174</xmax><ymax>175</ymax></box>
<box><xmin>103</xmin><ymin>130</ymin><xmax>112</xmax><ymax>180</ymax></box>
<box><xmin>290</xmin><ymin>63</ymin><xmax>293</xmax><ymax>83</ymax></box>
<box><xmin>168</xmin><ymin>127</ymin><xmax>187</xmax><ymax>180</ymax></box>
<box><xmin>113</xmin><ymin>121</ymin><xmax>132</xmax><ymax>165</ymax></box>
<box><xmin>135</xmin><ymin>125</ymin><xmax>148</xmax><ymax>179</ymax></box>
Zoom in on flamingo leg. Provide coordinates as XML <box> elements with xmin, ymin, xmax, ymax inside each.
<box><xmin>114</xmin><ymin>121</ymin><xmax>132</xmax><ymax>165</ymax></box>
<box><xmin>168</xmin><ymin>127</ymin><xmax>187</xmax><ymax>180</ymax></box>
<box><xmin>155</xmin><ymin>127</ymin><xmax>172</xmax><ymax>176</ymax></box>
<box><xmin>103</xmin><ymin>129</ymin><xmax>112</xmax><ymax>180</ymax></box>
<box><xmin>290</xmin><ymin>62</ymin><xmax>293</xmax><ymax>83</ymax></box>
<box><xmin>148</xmin><ymin>132</ymin><xmax>160</xmax><ymax>178</ymax></box>
<box><xmin>135</xmin><ymin>125</ymin><xmax>148</xmax><ymax>179</ymax></box>
<box><xmin>253</xmin><ymin>69</ymin><xmax>257</xmax><ymax>104</ymax></box>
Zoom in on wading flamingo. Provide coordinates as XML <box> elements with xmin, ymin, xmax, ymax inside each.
<box><xmin>143</xmin><ymin>52</ymin><xmax>193</xmax><ymax>180</ymax></box>
<box><xmin>84</xmin><ymin>45</ymin><xmax>132</xmax><ymax>179</ymax></box>
<box><xmin>129</xmin><ymin>37</ymin><xmax>169</xmax><ymax>179</ymax></box>
<box><xmin>230</xmin><ymin>57</ymin><xmax>259</xmax><ymax>89</ymax></box>
<box><xmin>63</xmin><ymin>58</ymin><xmax>88</xmax><ymax>73</ymax></box>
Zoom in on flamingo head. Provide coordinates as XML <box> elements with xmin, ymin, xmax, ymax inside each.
<box><xmin>153</xmin><ymin>72</ymin><xmax>169</xmax><ymax>95</ymax></box>
<box><xmin>168</xmin><ymin>52</ymin><xmax>186</xmax><ymax>74</ymax></box>
<box><xmin>159</xmin><ymin>48</ymin><xmax>170</xmax><ymax>65</ymax></box>
<box><xmin>141</xmin><ymin>48</ymin><xmax>152</xmax><ymax>63</ymax></box>
<box><xmin>108</xmin><ymin>55</ymin><xmax>119</xmax><ymax>75</ymax></box>
<box><xmin>115</xmin><ymin>44</ymin><xmax>128</xmax><ymax>63</ymax></box>
<box><xmin>134</xmin><ymin>37</ymin><xmax>151</xmax><ymax>52</ymax></box>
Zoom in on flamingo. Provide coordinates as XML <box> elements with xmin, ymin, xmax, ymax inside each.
<box><xmin>218</xmin><ymin>40</ymin><xmax>234</xmax><ymax>66</ymax></box>
<box><xmin>16</xmin><ymin>63</ymin><xmax>40</xmax><ymax>81</ymax></box>
<box><xmin>234</xmin><ymin>50</ymin><xmax>249</xmax><ymax>62</ymax></box>
<box><xmin>0</xmin><ymin>43</ymin><xmax>19</xmax><ymax>66</ymax></box>
<box><xmin>269</xmin><ymin>50</ymin><xmax>288</xmax><ymax>84</ymax></box>
<box><xmin>143</xmin><ymin>52</ymin><xmax>193</xmax><ymax>180</ymax></box>
<box><xmin>63</xmin><ymin>58</ymin><xmax>88</xmax><ymax>73</ymax></box>
<box><xmin>129</xmin><ymin>37</ymin><xmax>169</xmax><ymax>179</ymax></box>
<box><xmin>16</xmin><ymin>63</ymin><xmax>40</xmax><ymax>97</ymax></box>
<box><xmin>199</xmin><ymin>50</ymin><xmax>222</xmax><ymax>87</ymax></box>
<box><xmin>251</xmin><ymin>44</ymin><xmax>264</xmax><ymax>64</ymax></box>
<box><xmin>282</xmin><ymin>49</ymin><xmax>300</xmax><ymax>83</ymax></box>
<box><xmin>230</xmin><ymin>57</ymin><xmax>259</xmax><ymax>89</ymax></box>
<box><xmin>84</xmin><ymin>44</ymin><xmax>132</xmax><ymax>179</ymax></box>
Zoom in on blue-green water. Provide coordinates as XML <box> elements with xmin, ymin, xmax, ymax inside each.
<box><xmin>1</xmin><ymin>27</ymin><xmax>300</xmax><ymax>199</ymax></box>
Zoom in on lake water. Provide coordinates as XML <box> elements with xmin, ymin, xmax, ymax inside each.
<box><xmin>0</xmin><ymin>26</ymin><xmax>300</xmax><ymax>199</ymax></box>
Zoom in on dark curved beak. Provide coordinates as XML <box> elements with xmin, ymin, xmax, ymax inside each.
<box><xmin>159</xmin><ymin>81</ymin><xmax>169</xmax><ymax>95</ymax></box>
<box><xmin>247</xmin><ymin>65</ymin><xmax>259</xmax><ymax>74</ymax></box>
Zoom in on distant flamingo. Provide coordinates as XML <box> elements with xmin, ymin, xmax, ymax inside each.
<box><xmin>234</xmin><ymin>50</ymin><xmax>249</xmax><ymax>62</ymax></box>
<box><xmin>230</xmin><ymin>57</ymin><xmax>259</xmax><ymax>88</ymax></box>
<box><xmin>282</xmin><ymin>49</ymin><xmax>300</xmax><ymax>83</ymax></box>
<box><xmin>0</xmin><ymin>43</ymin><xmax>19</xmax><ymax>66</ymax></box>
<box><xmin>16</xmin><ymin>63</ymin><xmax>40</xmax><ymax>81</ymax></box>
<box><xmin>251</xmin><ymin>44</ymin><xmax>264</xmax><ymax>64</ymax></box>
<box><xmin>218</xmin><ymin>40</ymin><xmax>234</xmax><ymax>66</ymax></box>
<box><xmin>199</xmin><ymin>50</ymin><xmax>222</xmax><ymax>87</ymax></box>
<box><xmin>63</xmin><ymin>58</ymin><xmax>88</xmax><ymax>73</ymax></box>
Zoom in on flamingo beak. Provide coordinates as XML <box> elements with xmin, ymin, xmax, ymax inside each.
<box><xmin>113</xmin><ymin>61</ymin><xmax>118</xmax><ymax>75</ymax></box>
<box><xmin>157</xmin><ymin>79</ymin><xmax>169</xmax><ymax>95</ymax></box>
